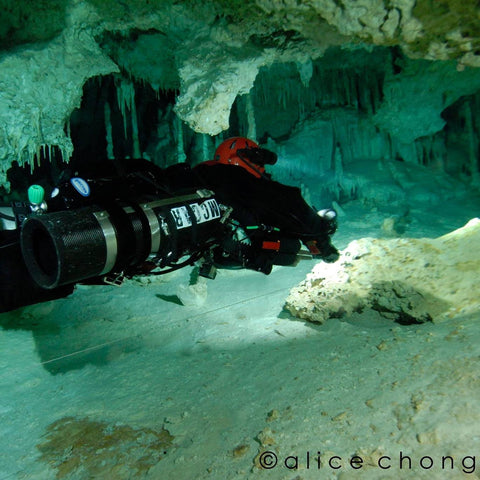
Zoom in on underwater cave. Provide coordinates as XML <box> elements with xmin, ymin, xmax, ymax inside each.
<box><xmin>1</xmin><ymin>1</ymin><xmax>480</xmax><ymax>479</ymax></box>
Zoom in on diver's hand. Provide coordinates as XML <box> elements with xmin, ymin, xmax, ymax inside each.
<box><xmin>305</xmin><ymin>239</ymin><xmax>339</xmax><ymax>263</ymax></box>
<box><xmin>318</xmin><ymin>240</ymin><xmax>339</xmax><ymax>263</ymax></box>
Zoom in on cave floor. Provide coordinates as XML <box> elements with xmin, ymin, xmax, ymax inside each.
<box><xmin>0</xmin><ymin>197</ymin><xmax>479</xmax><ymax>480</ymax></box>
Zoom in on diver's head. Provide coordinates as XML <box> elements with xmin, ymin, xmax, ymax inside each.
<box><xmin>214</xmin><ymin>137</ymin><xmax>277</xmax><ymax>178</ymax></box>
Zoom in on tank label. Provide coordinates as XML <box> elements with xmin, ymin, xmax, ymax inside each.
<box><xmin>171</xmin><ymin>199</ymin><xmax>220</xmax><ymax>229</ymax></box>
<box><xmin>71</xmin><ymin>177</ymin><xmax>91</xmax><ymax>197</ymax></box>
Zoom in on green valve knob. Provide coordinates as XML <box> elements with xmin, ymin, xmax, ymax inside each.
<box><xmin>28</xmin><ymin>184</ymin><xmax>45</xmax><ymax>205</ymax></box>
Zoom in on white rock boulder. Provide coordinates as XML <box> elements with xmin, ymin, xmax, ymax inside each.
<box><xmin>285</xmin><ymin>218</ymin><xmax>480</xmax><ymax>324</ymax></box>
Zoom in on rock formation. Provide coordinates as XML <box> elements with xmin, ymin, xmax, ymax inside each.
<box><xmin>285</xmin><ymin>218</ymin><xmax>480</xmax><ymax>324</ymax></box>
<box><xmin>1</xmin><ymin>0</ymin><xmax>480</xmax><ymax>188</ymax></box>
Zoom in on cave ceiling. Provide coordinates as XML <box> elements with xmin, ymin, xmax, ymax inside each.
<box><xmin>0</xmin><ymin>0</ymin><xmax>480</xmax><ymax>185</ymax></box>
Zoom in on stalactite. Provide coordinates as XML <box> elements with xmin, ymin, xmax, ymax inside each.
<box><xmin>104</xmin><ymin>103</ymin><xmax>114</xmax><ymax>160</ymax></box>
<box><xmin>114</xmin><ymin>78</ymin><xmax>143</xmax><ymax>158</ymax></box>
<box><xmin>357</xmin><ymin>73</ymin><xmax>365</xmax><ymax>112</ymax></box>
<box><xmin>297</xmin><ymin>60</ymin><xmax>313</xmax><ymax>88</ymax></box>
<box><xmin>371</xmin><ymin>73</ymin><xmax>380</xmax><ymax>114</ymax></box>
<box><xmin>368</xmin><ymin>72</ymin><xmax>375</xmax><ymax>114</ymax></box>
<box><xmin>47</xmin><ymin>144</ymin><xmax>56</xmax><ymax>164</ymax></box>
<box><xmin>433</xmin><ymin>135</ymin><xmax>446</xmax><ymax>172</ymax></box>
<box><xmin>349</xmin><ymin>75</ymin><xmax>360</xmax><ymax>109</ymax></box>
<box><xmin>116</xmin><ymin>78</ymin><xmax>134</xmax><ymax>150</ymax></box>
<box><xmin>465</xmin><ymin>101</ymin><xmax>480</xmax><ymax>186</ymax></box>
<box><xmin>334</xmin><ymin>142</ymin><xmax>344</xmax><ymax>181</ymax></box>
<box><xmin>245</xmin><ymin>93</ymin><xmax>256</xmax><ymax>140</ymax></box>
<box><xmin>175</xmin><ymin>115</ymin><xmax>186</xmax><ymax>163</ymax></box>
<box><xmin>60</xmin><ymin>142</ymin><xmax>71</xmax><ymax>165</ymax></box>
<box><xmin>338</xmin><ymin>71</ymin><xmax>344</xmax><ymax>105</ymax></box>
<box><xmin>202</xmin><ymin>134</ymin><xmax>210</xmax><ymax>162</ymax></box>
<box><xmin>130</xmin><ymin>98</ymin><xmax>141</xmax><ymax>159</ymax></box>
<box><xmin>343</xmin><ymin>70</ymin><xmax>351</xmax><ymax>106</ymax></box>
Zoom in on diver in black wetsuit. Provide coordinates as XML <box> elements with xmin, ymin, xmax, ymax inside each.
<box><xmin>194</xmin><ymin>137</ymin><xmax>339</xmax><ymax>263</ymax></box>
<box><xmin>0</xmin><ymin>137</ymin><xmax>338</xmax><ymax>313</ymax></box>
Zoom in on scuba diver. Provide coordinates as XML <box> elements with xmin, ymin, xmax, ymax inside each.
<box><xmin>192</xmin><ymin>137</ymin><xmax>339</xmax><ymax>271</ymax></box>
<box><xmin>0</xmin><ymin>137</ymin><xmax>338</xmax><ymax>313</ymax></box>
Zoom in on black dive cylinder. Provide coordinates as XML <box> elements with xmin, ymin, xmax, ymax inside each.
<box><xmin>20</xmin><ymin>191</ymin><xmax>222</xmax><ymax>289</ymax></box>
